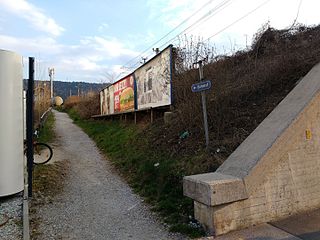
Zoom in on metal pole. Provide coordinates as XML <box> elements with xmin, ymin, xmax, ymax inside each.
<box><xmin>27</xmin><ymin>57</ymin><xmax>35</xmax><ymax>197</ymax></box>
<box><xmin>198</xmin><ymin>61</ymin><xmax>209</xmax><ymax>149</ymax></box>
<box><xmin>49</xmin><ymin>68</ymin><xmax>54</xmax><ymax>99</ymax></box>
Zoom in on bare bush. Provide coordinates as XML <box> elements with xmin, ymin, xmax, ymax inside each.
<box><xmin>147</xmin><ymin>24</ymin><xmax>320</xmax><ymax>174</ymax></box>
<box><xmin>64</xmin><ymin>96</ymin><xmax>81</xmax><ymax>110</ymax></box>
<box><xmin>73</xmin><ymin>92</ymin><xmax>100</xmax><ymax>119</ymax></box>
<box><xmin>34</xmin><ymin>82</ymin><xmax>51</xmax><ymax>127</ymax></box>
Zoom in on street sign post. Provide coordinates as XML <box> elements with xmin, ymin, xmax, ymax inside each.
<box><xmin>192</xmin><ymin>60</ymin><xmax>210</xmax><ymax>149</ymax></box>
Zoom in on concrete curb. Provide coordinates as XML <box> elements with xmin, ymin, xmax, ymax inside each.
<box><xmin>23</xmin><ymin>187</ymin><xmax>29</xmax><ymax>240</ymax></box>
<box><xmin>195</xmin><ymin>223</ymin><xmax>302</xmax><ymax>240</ymax></box>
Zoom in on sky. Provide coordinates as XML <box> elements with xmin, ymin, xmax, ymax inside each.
<box><xmin>0</xmin><ymin>0</ymin><xmax>319</xmax><ymax>83</ymax></box>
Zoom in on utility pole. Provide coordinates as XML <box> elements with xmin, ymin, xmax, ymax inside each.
<box><xmin>198</xmin><ymin>60</ymin><xmax>209</xmax><ymax>149</ymax></box>
<box><xmin>48</xmin><ymin>67</ymin><xmax>54</xmax><ymax>99</ymax></box>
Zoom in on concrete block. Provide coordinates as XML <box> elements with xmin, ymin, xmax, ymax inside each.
<box><xmin>212</xmin><ymin>223</ymin><xmax>301</xmax><ymax>240</ymax></box>
<box><xmin>163</xmin><ymin>111</ymin><xmax>175</xmax><ymax>124</ymax></box>
<box><xmin>183</xmin><ymin>172</ymin><xmax>248</xmax><ymax>206</ymax></box>
<box><xmin>194</xmin><ymin>201</ymin><xmax>215</xmax><ymax>234</ymax></box>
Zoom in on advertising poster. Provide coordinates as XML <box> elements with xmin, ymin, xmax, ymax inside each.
<box><xmin>113</xmin><ymin>75</ymin><xmax>135</xmax><ymax>113</ymax></box>
<box><xmin>109</xmin><ymin>85</ymin><xmax>115</xmax><ymax>114</ymax></box>
<box><xmin>100</xmin><ymin>89</ymin><xmax>107</xmax><ymax>115</ymax></box>
<box><xmin>134</xmin><ymin>46</ymin><xmax>172</xmax><ymax>110</ymax></box>
<box><xmin>100</xmin><ymin>86</ymin><xmax>114</xmax><ymax>115</ymax></box>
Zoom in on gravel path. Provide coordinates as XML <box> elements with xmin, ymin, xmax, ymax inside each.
<box><xmin>33</xmin><ymin>110</ymin><xmax>186</xmax><ymax>240</ymax></box>
<box><xmin>0</xmin><ymin>193</ymin><xmax>23</xmax><ymax>240</ymax></box>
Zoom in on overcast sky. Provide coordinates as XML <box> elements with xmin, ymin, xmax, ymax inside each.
<box><xmin>0</xmin><ymin>0</ymin><xmax>319</xmax><ymax>83</ymax></box>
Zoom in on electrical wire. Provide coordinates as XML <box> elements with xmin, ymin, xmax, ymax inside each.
<box><xmin>157</xmin><ymin>0</ymin><xmax>234</xmax><ymax>51</ymax></box>
<box><xmin>204</xmin><ymin>0</ymin><xmax>272</xmax><ymax>41</ymax></box>
<box><xmin>183</xmin><ymin>0</ymin><xmax>233</xmax><ymax>36</ymax></box>
<box><xmin>122</xmin><ymin>0</ymin><xmax>230</xmax><ymax>69</ymax></box>
<box><xmin>122</xmin><ymin>0</ymin><xmax>217</xmax><ymax>69</ymax></box>
<box><xmin>125</xmin><ymin>0</ymin><xmax>272</xmax><ymax>70</ymax></box>
<box><xmin>129</xmin><ymin>0</ymin><xmax>234</xmax><ymax>69</ymax></box>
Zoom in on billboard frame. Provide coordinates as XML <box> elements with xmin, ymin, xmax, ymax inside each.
<box><xmin>98</xmin><ymin>44</ymin><xmax>173</xmax><ymax>116</ymax></box>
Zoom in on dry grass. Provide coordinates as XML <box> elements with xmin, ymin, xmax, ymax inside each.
<box><xmin>34</xmin><ymin>82</ymin><xmax>51</xmax><ymax>127</ymax></box>
<box><xmin>64</xmin><ymin>95</ymin><xmax>81</xmax><ymax>109</ymax></box>
<box><xmin>64</xmin><ymin>92</ymin><xmax>100</xmax><ymax>119</ymax></box>
<box><xmin>30</xmin><ymin>161</ymin><xmax>70</xmax><ymax>240</ymax></box>
<box><xmin>146</xmin><ymin>25</ymin><xmax>320</xmax><ymax>174</ymax></box>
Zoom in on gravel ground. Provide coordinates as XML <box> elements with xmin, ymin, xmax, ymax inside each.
<box><xmin>32</xmin><ymin>110</ymin><xmax>186</xmax><ymax>240</ymax></box>
<box><xmin>0</xmin><ymin>193</ymin><xmax>23</xmax><ymax>240</ymax></box>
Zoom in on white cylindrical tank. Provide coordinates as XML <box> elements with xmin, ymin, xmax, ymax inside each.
<box><xmin>0</xmin><ymin>49</ymin><xmax>24</xmax><ymax>197</ymax></box>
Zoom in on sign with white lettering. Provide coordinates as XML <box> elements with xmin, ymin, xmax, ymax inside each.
<box><xmin>191</xmin><ymin>80</ymin><xmax>212</xmax><ymax>93</ymax></box>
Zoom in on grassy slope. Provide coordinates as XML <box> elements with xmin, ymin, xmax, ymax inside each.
<box><xmin>67</xmin><ymin>108</ymin><xmax>204</xmax><ymax>238</ymax></box>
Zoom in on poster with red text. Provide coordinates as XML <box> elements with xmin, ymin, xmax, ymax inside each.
<box><xmin>113</xmin><ymin>75</ymin><xmax>135</xmax><ymax>113</ymax></box>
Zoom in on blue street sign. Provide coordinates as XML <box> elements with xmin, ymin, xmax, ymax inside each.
<box><xmin>191</xmin><ymin>80</ymin><xmax>212</xmax><ymax>92</ymax></box>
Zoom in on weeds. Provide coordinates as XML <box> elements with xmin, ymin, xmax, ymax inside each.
<box><xmin>33</xmin><ymin>81</ymin><xmax>51</xmax><ymax>128</ymax></box>
<box><xmin>30</xmin><ymin>109</ymin><xmax>70</xmax><ymax>240</ymax></box>
<box><xmin>64</xmin><ymin>92</ymin><xmax>100</xmax><ymax>119</ymax></box>
<box><xmin>67</xmin><ymin>113</ymin><xmax>205</xmax><ymax>238</ymax></box>
<box><xmin>30</xmin><ymin>161</ymin><xmax>70</xmax><ymax>240</ymax></box>
<box><xmin>37</xmin><ymin>112</ymin><xmax>55</xmax><ymax>143</ymax></box>
<box><xmin>165</xmin><ymin>24</ymin><xmax>320</xmax><ymax>166</ymax></box>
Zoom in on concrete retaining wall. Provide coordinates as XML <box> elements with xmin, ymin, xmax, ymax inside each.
<box><xmin>183</xmin><ymin>63</ymin><xmax>320</xmax><ymax>235</ymax></box>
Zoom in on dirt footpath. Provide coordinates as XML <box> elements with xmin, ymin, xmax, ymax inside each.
<box><xmin>32</xmin><ymin>110</ymin><xmax>185</xmax><ymax>240</ymax></box>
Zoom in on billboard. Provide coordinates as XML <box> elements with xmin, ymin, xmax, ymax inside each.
<box><xmin>134</xmin><ymin>46</ymin><xmax>172</xmax><ymax>110</ymax></box>
<box><xmin>113</xmin><ymin>75</ymin><xmax>135</xmax><ymax>113</ymax></box>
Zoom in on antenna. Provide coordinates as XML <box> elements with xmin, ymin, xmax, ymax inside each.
<box><xmin>152</xmin><ymin>48</ymin><xmax>160</xmax><ymax>54</ymax></box>
<box><xmin>141</xmin><ymin>57</ymin><xmax>148</xmax><ymax>64</ymax></box>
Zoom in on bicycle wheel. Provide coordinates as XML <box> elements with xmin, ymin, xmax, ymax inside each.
<box><xmin>33</xmin><ymin>143</ymin><xmax>53</xmax><ymax>165</ymax></box>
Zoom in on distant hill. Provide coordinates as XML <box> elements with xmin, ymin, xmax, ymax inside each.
<box><xmin>52</xmin><ymin>81</ymin><xmax>110</xmax><ymax>100</ymax></box>
<box><xmin>23</xmin><ymin>80</ymin><xmax>110</xmax><ymax>100</ymax></box>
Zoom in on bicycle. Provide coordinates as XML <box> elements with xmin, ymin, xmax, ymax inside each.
<box><xmin>24</xmin><ymin>133</ymin><xmax>53</xmax><ymax>165</ymax></box>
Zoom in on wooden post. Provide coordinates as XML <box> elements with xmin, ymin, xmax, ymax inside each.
<box><xmin>151</xmin><ymin>108</ymin><xmax>154</xmax><ymax>123</ymax></box>
<box><xmin>198</xmin><ymin>61</ymin><xmax>209</xmax><ymax>149</ymax></box>
<box><xmin>134</xmin><ymin>112</ymin><xmax>137</xmax><ymax>124</ymax></box>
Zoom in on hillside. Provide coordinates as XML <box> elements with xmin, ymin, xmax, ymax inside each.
<box><xmin>53</xmin><ymin>81</ymin><xmax>109</xmax><ymax>100</ymax></box>
<box><xmin>24</xmin><ymin>80</ymin><xmax>109</xmax><ymax>100</ymax></box>
<box><xmin>146</xmin><ymin>24</ymin><xmax>320</xmax><ymax>174</ymax></box>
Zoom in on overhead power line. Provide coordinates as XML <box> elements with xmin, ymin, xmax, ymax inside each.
<box><xmin>204</xmin><ymin>0</ymin><xmax>272</xmax><ymax>41</ymax></box>
<box><xmin>122</xmin><ymin>0</ymin><xmax>228</xmax><ymax>69</ymax></box>
<box><xmin>131</xmin><ymin>0</ymin><xmax>234</xmax><ymax>69</ymax></box>
<box><xmin>183</xmin><ymin>0</ymin><xmax>233</xmax><ymax>36</ymax></box>
<box><xmin>156</xmin><ymin>0</ymin><xmax>233</xmax><ymax>51</ymax></box>
<box><xmin>124</xmin><ymin>0</ymin><xmax>272</xmax><ymax>70</ymax></box>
